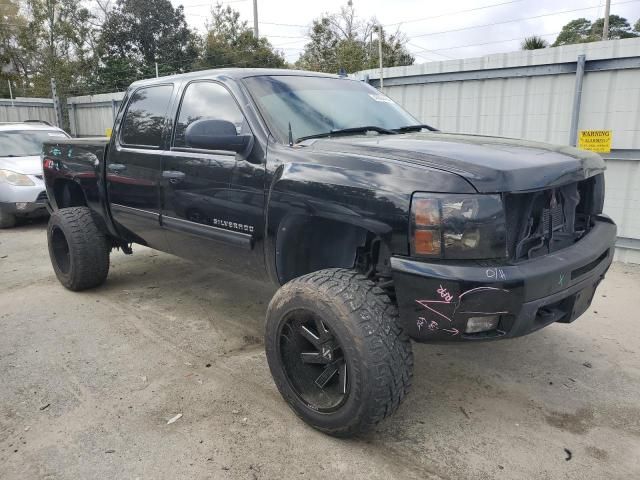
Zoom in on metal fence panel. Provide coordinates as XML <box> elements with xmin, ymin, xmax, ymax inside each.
<box><xmin>355</xmin><ymin>38</ymin><xmax>640</xmax><ymax>150</ymax></box>
<box><xmin>67</xmin><ymin>92</ymin><xmax>125</xmax><ymax>137</ymax></box>
<box><xmin>0</xmin><ymin>98</ymin><xmax>56</xmax><ymax>125</ymax></box>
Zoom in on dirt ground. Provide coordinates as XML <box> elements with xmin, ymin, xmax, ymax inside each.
<box><xmin>1</xmin><ymin>218</ymin><xmax>639</xmax><ymax>480</ymax></box>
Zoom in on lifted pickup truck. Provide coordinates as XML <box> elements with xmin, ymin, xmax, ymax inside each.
<box><xmin>42</xmin><ymin>69</ymin><xmax>616</xmax><ymax>437</ymax></box>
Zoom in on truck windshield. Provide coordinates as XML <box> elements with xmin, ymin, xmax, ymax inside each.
<box><xmin>0</xmin><ymin>130</ymin><xmax>68</xmax><ymax>157</ymax></box>
<box><xmin>243</xmin><ymin>75</ymin><xmax>420</xmax><ymax>144</ymax></box>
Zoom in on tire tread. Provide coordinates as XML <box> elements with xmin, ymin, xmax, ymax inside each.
<box><xmin>48</xmin><ymin>207</ymin><xmax>110</xmax><ymax>290</ymax></box>
<box><xmin>267</xmin><ymin>268</ymin><xmax>413</xmax><ymax>436</ymax></box>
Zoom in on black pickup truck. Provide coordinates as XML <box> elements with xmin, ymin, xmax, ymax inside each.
<box><xmin>42</xmin><ymin>69</ymin><xmax>616</xmax><ymax>436</ymax></box>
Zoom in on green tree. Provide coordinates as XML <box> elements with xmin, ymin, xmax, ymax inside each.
<box><xmin>590</xmin><ymin>15</ymin><xmax>638</xmax><ymax>39</ymax></box>
<box><xmin>635</xmin><ymin>18</ymin><xmax>640</xmax><ymax>33</ymax></box>
<box><xmin>553</xmin><ymin>15</ymin><xmax>638</xmax><ymax>46</ymax></box>
<box><xmin>0</xmin><ymin>0</ymin><xmax>97</xmax><ymax>98</ymax></box>
<box><xmin>552</xmin><ymin>18</ymin><xmax>592</xmax><ymax>46</ymax></box>
<box><xmin>297</xmin><ymin>18</ymin><xmax>340</xmax><ymax>73</ymax></box>
<box><xmin>197</xmin><ymin>3</ymin><xmax>285</xmax><ymax>70</ymax></box>
<box><xmin>96</xmin><ymin>0</ymin><xmax>200</xmax><ymax>91</ymax></box>
<box><xmin>296</xmin><ymin>1</ymin><xmax>414</xmax><ymax>74</ymax></box>
<box><xmin>0</xmin><ymin>0</ymin><xmax>29</xmax><ymax>97</ymax></box>
<box><xmin>521</xmin><ymin>36</ymin><xmax>548</xmax><ymax>50</ymax></box>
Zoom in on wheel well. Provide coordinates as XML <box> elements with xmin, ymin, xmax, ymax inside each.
<box><xmin>275</xmin><ymin>216</ymin><xmax>391</xmax><ymax>286</ymax></box>
<box><xmin>54</xmin><ymin>180</ymin><xmax>87</xmax><ymax>209</ymax></box>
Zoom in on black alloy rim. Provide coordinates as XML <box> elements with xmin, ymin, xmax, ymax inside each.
<box><xmin>51</xmin><ymin>226</ymin><xmax>71</xmax><ymax>274</ymax></box>
<box><xmin>278</xmin><ymin>309</ymin><xmax>349</xmax><ymax>413</ymax></box>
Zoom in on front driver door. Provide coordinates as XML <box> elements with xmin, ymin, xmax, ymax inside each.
<box><xmin>161</xmin><ymin>80</ymin><xmax>256</xmax><ymax>270</ymax></box>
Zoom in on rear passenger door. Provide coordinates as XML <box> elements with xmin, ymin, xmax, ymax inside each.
<box><xmin>161</xmin><ymin>80</ymin><xmax>252</xmax><ymax>268</ymax></box>
<box><xmin>108</xmin><ymin>84</ymin><xmax>174</xmax><ymax>251</ymax></box>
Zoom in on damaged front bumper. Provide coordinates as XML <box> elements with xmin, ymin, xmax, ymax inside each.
<box><xmin>391</xmin><ymin>215</ymin><xmax>617</xmax><ymax>342</ymax></box>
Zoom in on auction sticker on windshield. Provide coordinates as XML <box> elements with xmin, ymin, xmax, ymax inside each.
<box><xmin>368</xmin><ymin>93</ymin><xmax>394</xmax><ymax>103</ymax></box>
<box><xmin>578</xmin><ymin>130</ymin><xmax>611</xmax><ymax>153</ymax></box>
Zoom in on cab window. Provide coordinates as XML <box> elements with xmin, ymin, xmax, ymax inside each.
<box><xmin>121</xmin><ymin>85</ymin><xmax>173</xmax><ymax>147</ymax></box>
<box><xmin>173</xmin><ymin>81</ymin><xmax>248</xmax><ymax>148</ymax></box>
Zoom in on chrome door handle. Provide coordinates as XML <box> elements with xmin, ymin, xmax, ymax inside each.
<box><xmin>107</xmin><ymin>163</ymin><xmax>127</xmax><ymax>172</ymax></box>
<box><xmin>162</xmin><ymin>170</ymin><xmax>186</xmax><ymax>183</ymax></box>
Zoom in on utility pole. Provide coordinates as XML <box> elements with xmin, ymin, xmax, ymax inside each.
<box><xmin>155</xmin><ymin>62</ymin><xmax>159</xmax><ymax>78</ymax></box>
<box><xmin>253</xmin><ymin>0</ymin><xmax>259</xmax><ymax>38</ymax></box>
<box><xmin>602</xmin><ymin>0</ymin><xmax>611</xmax><ymax>40</ymax></box>
<box><xmin>7</xmin><ymin>80</ymin><xmax>14</xmax><ymax>107</ymax></box>
<box><xmin>50</xmin><ymin>78</ymin><xmax>64</xmax><ymax>129</ymax></box>
<box><xmin>378</xmin><ymin>24</ymin><xmax>384</xmax><ymax>89</ymax></box>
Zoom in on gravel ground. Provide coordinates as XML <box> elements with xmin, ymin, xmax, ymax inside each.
<box><xmin>1</xmin><ymin>218</ymin><xmax>639</xmax><ymax>480</ymax></box>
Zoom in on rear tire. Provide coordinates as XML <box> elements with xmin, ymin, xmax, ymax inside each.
<box><xmin>47</xmin><ymin>207</ymin><xmax>110</xmax><ymax>291</ymax></box>
<box><xmin>0</xmin><ymin>209</ymin><xmax>16</xmax><ymax>229</ymax></box>
<box><xmin>265</xmin><ymin>268</ymin><xmax>413</xmax><ymax>437</ymax></box>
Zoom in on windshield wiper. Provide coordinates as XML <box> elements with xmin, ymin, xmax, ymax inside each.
<box><xmin>295</xmin><ymin>126</ymin><xmax>397</xmax><ymax>144</ymax></box>
<box><xmin>392</xmin><ymin>124</ymin><xmax>437</xmax><ymax>133</ymax></box>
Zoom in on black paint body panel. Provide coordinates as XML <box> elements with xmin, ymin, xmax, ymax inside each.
<box><xmin>41</xmin><ymin>68</ymin><xmax>615</xmax><ymax>344</ymax></box>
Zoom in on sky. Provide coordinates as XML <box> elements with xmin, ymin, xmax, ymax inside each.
<box><xmin>171</xmin><ymin>0</ymin><xmax>640</xmax><ymax>64</ymax></box>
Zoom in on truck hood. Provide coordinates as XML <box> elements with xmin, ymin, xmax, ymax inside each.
<box><xmin>0</xmin><ymin>155</ymin><xmax>43</xmax><ymax>176</ymax></box>
<box><xmin>305</xmin><ymin>132</ymin><xmax>606</xmax><ymax>193</ymax></box>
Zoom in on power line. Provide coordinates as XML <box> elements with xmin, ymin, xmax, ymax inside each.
<box><xmin>409</xmin><ymin>0</ymin><xmax>640</xmax><ymax>39</ymax></box>
<box><xmin>383</xmin><ymin>0</ymin><xmax>526</xmax><ymax>27</ymax></box>
<box><xmin>259</xmin><ymin>21</ymin><xmax>308</xmax><ymax>28</ymax></box>
<box><xmin>262</xmin><ymin>34</ymin><xmax>308</xmax><ymax>39</ymax></box>
<box><xmin>271</xmin><ymin>38</ymin><xmax>310</xmax><ymax>47</ymax></box>
<box><xmin>406</xmin><ymin>0</ymin><xmax>640</xmax><ymax>58</ymax></box>
<box><xmin>414</xmin><ymin>31</ymin><xmax>561</xmax><ymax>54</ymax></box>
<box><xmin>407</xmin><ymin>43</ymin><xmax>455</xmax><ymax>60</ymax></box>
<box><xmin>181</xmin><ymin>0</ymin><xmax>248</xmax><ymax>8</ymax></box>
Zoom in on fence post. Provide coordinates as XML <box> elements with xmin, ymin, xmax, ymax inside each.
<box><xmin>50</xmin><ymin>78</ymin><xmax>64</xmax><ymax>129</ymax></box>
<box><xmin>69</xmin><ymin>101</ymin><xmax>78</xmax><ymax>136</ymax></box>
<box><xmin>7</xmin><ymin>80</ymin><xmax>14</xmax><ymax>107</ymax></box>
<box><xmin>111</xmin><ymin>99</ymin><xmax>117</xmax><ymax>121</ymax></box>
<box><xmin>569</xmin><ymin>54</ymin><xmax>586</xmax><ymax>147</ymax></box>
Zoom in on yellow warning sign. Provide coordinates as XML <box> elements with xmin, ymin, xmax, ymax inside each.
<box><xmin>578</xmin><ymin>130</ymin><xmax>611</xmax><ymax>153</ymax></box>
<box><xmin>105</xmin><ymin>127</ymin><xmax>112</xmax><ymax>137</ymax></box>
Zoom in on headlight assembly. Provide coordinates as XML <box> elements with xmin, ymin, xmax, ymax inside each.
<box><xmin>410</xmin><ymin>193</ymin><xmax>506</xmax><ymax>259</ymax></box>
<box><xmin>0</xmin><ymin>169</ymin><xmax>35</xmax><ymax>186</ymax></box>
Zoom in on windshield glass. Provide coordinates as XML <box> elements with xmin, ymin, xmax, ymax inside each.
<box><xmin>0</xmin><ymin>129</ymin><xmax>68</xmax><ymax>157</ymax></box>
<box><xmin>243</xmin><ymin>75</ymin><xmax>419</xmax><ymax>143</ymax></box>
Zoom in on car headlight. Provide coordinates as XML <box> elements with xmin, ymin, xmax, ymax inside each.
<box><xmin>0</xmin><ymin>169</ymin><xmax>35</xmax><ymax>186</ymax></box>
<box><xmin>410</xmin><ymin>193</ymin><xmax>506</xmax><ymax>259</ymax></box>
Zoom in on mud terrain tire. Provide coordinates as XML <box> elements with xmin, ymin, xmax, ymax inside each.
<box><xmin>265</xmin><ymin>268</ymin><xmax>413</xmax><ymax>437</ymax></box>
<box><xmin>47</xmin><ymin>207</ymin><xmax>110</xmax><ymax>291</ymax></box>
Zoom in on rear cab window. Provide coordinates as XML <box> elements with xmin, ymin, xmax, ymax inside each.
<box><xmin>120</xmin><ymin>85</ymin><xmax>174</xmax><ymax>148</ymax></box>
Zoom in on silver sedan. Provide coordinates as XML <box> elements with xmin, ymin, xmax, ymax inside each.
<box><xmin>0</xmin><ymin>122</ymin><xmax>70</xmax><ymax>228</ymax></box>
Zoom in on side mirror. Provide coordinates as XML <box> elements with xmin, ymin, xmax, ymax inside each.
<box><xmin>184</xmin><ymin>119</ymin><xmax>253</xmax><ymax>154</ymax></box>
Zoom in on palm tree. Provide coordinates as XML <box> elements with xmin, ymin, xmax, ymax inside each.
<box><xmin>521</xmin><ymin>36</ymin><xmax>549</xmax><ymax>50</ymax></box>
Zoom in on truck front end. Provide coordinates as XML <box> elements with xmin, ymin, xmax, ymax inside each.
<box><xmin>392</xmin><ymin>173</ymin><xmax>616</xmax><ymax>342</ymax></box>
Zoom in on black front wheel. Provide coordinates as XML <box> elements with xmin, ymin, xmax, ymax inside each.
<box><xmin>265</xmin><ymin>269</ymin><xmax>413</xmax><ymax>437</ymax></box>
